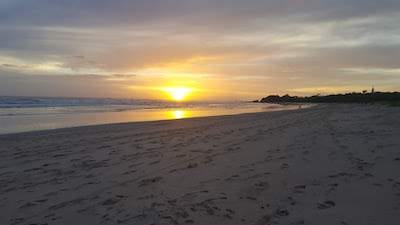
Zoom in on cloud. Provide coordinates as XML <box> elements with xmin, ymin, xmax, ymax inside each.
<box><xmin>1</xmin><ymin>0</ymin><xmax>400</xmax><ymax>98</ymax></box>
<box><xmin>3</xmin><ymin>0</ymin><xmax>400</xmax><ymax>27</ymax></box>
<box><xmin>0</xmin><ymin>72</ymin><xmax>140</xmax><ymax>98</ymax></box>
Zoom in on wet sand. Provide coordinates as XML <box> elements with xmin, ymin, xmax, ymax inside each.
<box><xmin>0</xmin><ymin>104</ymin><xmax>399</xmax><ymax>225</ymax></box>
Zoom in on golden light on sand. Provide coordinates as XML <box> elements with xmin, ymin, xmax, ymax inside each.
<box><xmin>164</xmin><ymin>87</ymin><xmax>192</xmax><ymax>101</ymax></box>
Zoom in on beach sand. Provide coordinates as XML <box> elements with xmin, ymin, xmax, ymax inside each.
<box><xmin>0</xmin><ymin>104</ymin><xmax>399</xmax><ymax>225</ymax></box>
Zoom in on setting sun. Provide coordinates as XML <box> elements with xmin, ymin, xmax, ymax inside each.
<box><xmin>163</xmin><ymin>87</ymin><xmax>192</xmax><ymax>101</ymax></box>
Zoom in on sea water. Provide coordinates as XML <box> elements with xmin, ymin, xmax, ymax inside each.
<box><xmin>0</xmin><ymin>96</ymin><xmax>304</xmax><ymax>134</ymax></box>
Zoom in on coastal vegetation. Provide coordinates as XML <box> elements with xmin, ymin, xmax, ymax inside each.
<box><xmin>258</xmin><ymin>91</ymin><xmax>400</xmax><ymax>105</ymax></box>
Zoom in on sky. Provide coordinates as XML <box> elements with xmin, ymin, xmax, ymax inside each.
<box><xmin>1</xmin><ymin>0</ymin><xmax>400</xmax><ymax>101</ymax></box>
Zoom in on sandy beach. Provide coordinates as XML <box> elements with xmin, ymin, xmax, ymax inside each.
<box><xmin>0</xmin><ymin>104</ymin><xmax>399</xmax><ymax>225</ymax></box>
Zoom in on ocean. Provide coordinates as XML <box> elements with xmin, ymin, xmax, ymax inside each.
<box><xmin>0</xmin><ymin>96</ymin><xmax>303</xmax><ymax>134</ymax></box>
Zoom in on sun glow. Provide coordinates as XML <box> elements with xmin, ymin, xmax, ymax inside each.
<box><xmin>164</xmin><ymin>87</ymin><xmax>192</xmax><ymax>101</ymax></box>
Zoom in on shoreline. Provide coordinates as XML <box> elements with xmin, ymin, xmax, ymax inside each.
<box><xmin>0</xmin><ymin>103</ymin><xmax>311</xmax><ymax>136</ymax></box>
<box><xmin>1</xmin><ymin>104</ymin><xmax>399</xmax><ymax>225</ymax></box>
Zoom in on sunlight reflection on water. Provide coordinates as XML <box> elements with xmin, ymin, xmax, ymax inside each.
<box><xmin>170</xmin><ymin>110</ymin><xmax>186</xmax><ymax>119</ymax></box>
<box><xmin>0</xmin><ymin>103</ymin><xmax>313</xmax><ymax>134</ymax></box>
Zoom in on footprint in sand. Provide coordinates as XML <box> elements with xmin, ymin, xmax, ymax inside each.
<box><xmin>102</xmin><ymin>198</ymin><xmax>120</xmax><ymax>206</ymax></box>
<box><xmin>19</xmin><ymin>202</ymin><xmax>36</xmax><ymax>209</ymax></box>
<box><xmin>293</xmin><ymin>184</ymin><xmax>306</xmax><ymax>194</ymax></box>
<box><xmin>280</xmin><ymin>163</ymin><xmax>289</xmax><ymax>169</ymax></box>
<box><xmin>139</xmin><ymin>176</ymin><xmax>163</xmax><ymax>187</ymax></box>
<box><xmin>254</xmin><ymin>181</ymin><xmax>269</xmax><ymax>190</ymax></box>
<box><xmin>275</xmin><ymin>208</ymin><xmax>290</xmax><ymax>217</ymax></box>
<box><xmin>187</xmin><ymin>163</ymin><xmax>198</xmax><ymax>169</ymax></box>
<box><xmin>317</xmin><ymin>200</ymin><xmax>336</xmax><ymax>210</ymax></box>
